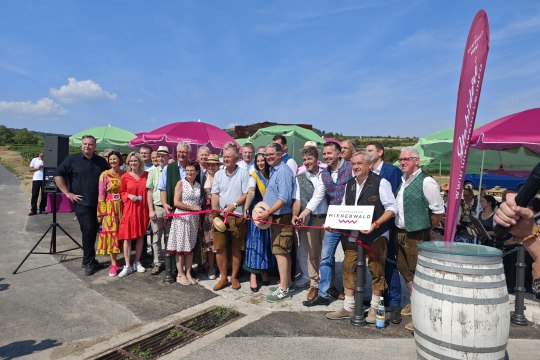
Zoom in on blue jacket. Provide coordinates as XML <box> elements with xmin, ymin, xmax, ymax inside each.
<box><xmin>378</xmin><ymin>162</ymin><xmax>402</xmax><ymax>196</ymax></box>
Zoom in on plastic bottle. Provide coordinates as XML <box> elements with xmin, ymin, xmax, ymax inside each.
<box><xmin>375</xmin><ymin>296</ymin><xmax>386</xmax><ymax>329</ymax></box>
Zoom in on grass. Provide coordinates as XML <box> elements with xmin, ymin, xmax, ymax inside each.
<box><xmin>128</xmin><ymin>345</ymin><xmax>153</xmax><ymax>360</ymax></box>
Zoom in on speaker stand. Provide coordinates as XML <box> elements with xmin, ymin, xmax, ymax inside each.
<box><xmin>13</xmin><ymin>192</ymin><xmax>82</xmax><ymax>274</ymax></box>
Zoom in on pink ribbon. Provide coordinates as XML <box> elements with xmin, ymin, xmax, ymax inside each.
<box><xmin>165</xmin><ymin>209</ymin><xmax>373</xmax><ymax>257</ymax></box>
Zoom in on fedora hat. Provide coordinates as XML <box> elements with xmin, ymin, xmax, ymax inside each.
<box><xmin>252</xmin><ymin>201</ymin><xmax>272</xmax><ymax>229</ymax></box>
<box><xmin>157</xmin><ymin>146</ymin><xmax>169</xmax><ymax>155</ymax></box>
<box><xmin>212</xmin><ymin>215</ymin><xmax>227</xmax><ymax>232</ymax></box>
<box><xmin>207</xmin><ymin>154</ymin><xmax>220</xmax><ymax>164</ymax></box>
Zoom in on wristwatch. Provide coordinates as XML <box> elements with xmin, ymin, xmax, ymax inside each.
<box><xmin>233</xmin><ymin>202</ymin><xmax>238</xmax><ymax>209</ymax></box>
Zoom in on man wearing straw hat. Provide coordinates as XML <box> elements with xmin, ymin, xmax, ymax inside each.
<box><xmin>146</xmin><ymin>146</ymin><xmax>169</xmax><ymax>275</ymax></box>
<box><xmin>395</xmin><ymin>147</ymin><xmax>444</xmax><ymax>332</ymax></box>
<box><xmin>259</xmin><ymin>142</ymin><xmax>296</xmax><ymax>302</ymax></box>
<box><xmin>211</xmin><ymin>146</ymin><xmax>249</xmax><ymax>291</ymax></box>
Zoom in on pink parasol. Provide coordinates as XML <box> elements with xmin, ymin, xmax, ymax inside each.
<box><xmin>470</xmin><ymin>108</ymin><xmax>540</xmax><ymax>153</ymax></box>
<box><xmin>129</xmin><ymin>121</ymin><xmax>237</xmax><ymax>156</ymax></box>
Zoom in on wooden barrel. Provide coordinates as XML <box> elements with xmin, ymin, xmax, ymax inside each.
<box><xmin>412</xmin><ymin>241</ymin><xmax>509</xmax><ymax>360</ymax></box>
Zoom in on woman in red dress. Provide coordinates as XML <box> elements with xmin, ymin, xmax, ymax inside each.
<box><xmin>118</xmin><ymin>152</ymin><xmax>149</xmax><ymax>277</ymax></box>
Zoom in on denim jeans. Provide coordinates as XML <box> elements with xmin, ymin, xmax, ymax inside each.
<box><xmin>385</xmin><ymin>234</ymin><xmax>402</xmax><ymax>308</ymax></box>
<box><xmin>318</xmin><ymin>230</ymin><xmax>344</xmax><ymax>299</ymax></box>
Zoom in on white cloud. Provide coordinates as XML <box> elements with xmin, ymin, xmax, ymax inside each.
<box><xmin>492</xmin><ymin>15</ymin><xmax>540</xmax><ymax>41</ymax></box>
<box><xmin>49</xmin><ymin>77</ymin><xmax>117</xmax><ymax>103</ymax></box>
<box><xmin>0</xmin><ymin>97</ymin><xmax>67</xmax><ymax>117</ymax></box>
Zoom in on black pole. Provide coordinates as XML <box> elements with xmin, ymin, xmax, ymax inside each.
<box><xmin>350</xmin><ymin>242</ymin><xmax>367</xmax><ymax>327</ymax></box>
<box><xmin>511</xmin><ymin>244</ymin><xmax>528</xmax><ymax>325</ymax></box>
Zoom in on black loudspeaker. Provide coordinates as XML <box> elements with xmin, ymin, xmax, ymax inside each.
<box><xmin>43</xmin><ymin>135</ymin><xmax>69</xmax><ymax>168</ymax></box>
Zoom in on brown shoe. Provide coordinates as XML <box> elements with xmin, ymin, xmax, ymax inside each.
<box><xmin>231</xmin><ymin>278</ymin><xmax>241</xmax><ymax>290</ymax></box>
<box><xmin>405</xmin><ymin>321</ymin><xmax>414</xmax><ymax>332</ymax></box>
<box><xmin>213</xmin><ymin>278</ymin><xmax>231</xmax><ymax>291</ymax></box>
<box><xmin>327</xmin><ymin>287</ymin><xmax>345</xmax><ymax>300</ymax></box>
<box><xmin>307</xmin><ymin>287</ymin><xmax>318</xmax><ymax>301</ymax></box>
<box><xmin>326</xmin><ymin>307</ymin><xmax>353</xmax><ymax>320</ymax></box>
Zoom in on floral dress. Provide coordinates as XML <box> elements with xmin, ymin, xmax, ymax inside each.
<box><xmin>96</xmin><ymin>170</ymin><xmax>123</xmax><ymax>255</ymax></box>
<box><xmin>168</xmin><ymin>179</ymin><xmax>201</xmax><ymax>254</ymax></box>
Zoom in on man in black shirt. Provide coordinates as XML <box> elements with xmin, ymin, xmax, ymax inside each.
<box><xmin>55</xmin><ymin>135</ymin><xmax>109</xmax><ymax>276</ymax></box>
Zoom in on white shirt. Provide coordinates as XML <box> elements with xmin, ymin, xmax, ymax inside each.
<box><xmin>237</xmin><ymin>160</ymin><xmax>255</xmax><ymax>174</ymax></box>
<box><xmin>294</xmin><ymin>167</ymin><xmax>328</xmax><ymax>215</ymax></box>
<box><xmin>330</xmin><ymin>159</ymin><xmax>344</xmax><ymax>183</ymax></box>
<box><xmin>395</xmin><ymin>168</ymin><xmax>445</xmax><ymax>229</ymax></box>
<box><xmin>297</xmin><ymin>162</ymin><xmax>327</xmax><ymax>175</ymax></box>
<box><xmin>30</xmin><ymin>157</ymin><xmax>44</xmax><ymax>181</ymax></box>
<box><xmin>373</xmin><ymin>161</ymin><xmax>383</xmax><ymax>175</ymax></box>
<box><xmin>340</xmin><ymin>176</ymin><xmax>397</xmax><ymax>240</ymax></box>
<box><xmin>285</xmin><ymin>157</ymin><xmax>298</xmax><ymax>175</ymax></box>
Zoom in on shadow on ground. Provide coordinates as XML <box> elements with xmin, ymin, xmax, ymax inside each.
<box><xmin>0</xmin><ymin>339</ymin><xmax>61</xmax><ymax>360</ymax></box>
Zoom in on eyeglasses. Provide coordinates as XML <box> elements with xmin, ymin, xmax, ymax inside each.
<box><xmin>398</xmin><ymin>157</ymin><xmax>419</xmax><ymax>162</ymax></box>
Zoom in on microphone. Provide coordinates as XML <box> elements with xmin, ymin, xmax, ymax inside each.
<box><xmin>494</xmin><ymin>161</ymin><xmax>540</xmax><ymax>240</ymax></box>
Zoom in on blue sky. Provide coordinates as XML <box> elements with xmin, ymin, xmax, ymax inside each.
<box><xmin>0</xmin><ymin>0</ymin><xmax>539</xmax><ymax>137</ymax></box>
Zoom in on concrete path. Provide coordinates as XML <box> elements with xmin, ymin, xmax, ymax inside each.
<box><xmin>1</xmin><ymin>162</ymin><xmax>539</xmax><ymax>360</ymax></box>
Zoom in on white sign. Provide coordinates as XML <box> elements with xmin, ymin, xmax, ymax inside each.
<box><xmin>324</xmin><ymin>205</ymin><xmax>374</xmax><ymax>230</ymax></box>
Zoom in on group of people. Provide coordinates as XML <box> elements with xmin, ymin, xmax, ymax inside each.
<box><xmin>51</xmin><ymin>132</ymin><xmax>540</xmax><ymax>333</ymax></box>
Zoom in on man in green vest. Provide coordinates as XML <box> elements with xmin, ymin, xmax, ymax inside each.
<box><xmin>395</xmin><ymin>147</ymin><xmax>444</xmax><ymax>332</ymax></box>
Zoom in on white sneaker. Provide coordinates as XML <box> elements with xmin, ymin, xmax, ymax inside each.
<box><xmin>118</xmin><ymin>266</ymin><xmax>134</xmax><ymax>278</ymax></box>
<box><xmin>134</xmin><ymin>262</ymin><xmax>146</xmax><ymax>273</ymax></box>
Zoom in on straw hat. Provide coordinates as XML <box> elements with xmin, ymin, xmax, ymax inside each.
<box><xmin>206</xmin><ymin>154</ymin><xmax>220</xmax><ymax>164</ymax></box>
<box><xmin>303</xmin><ymin>140</ymin><xmax>317</xmax><ymax>148</ymax></box>
<box><xmin>252</xmin><ymin>201</ymin><xmax>272</xmax><ymax>229</ymax></box>
<box><xmin>212</xmin><ymin>215</ymin><xmax>227</xmax><ymax>232</ymax></box>
<box><xmin>157</xmin><ymin>146</ymin><xmax>169</xmax><ymax>155</ymax></box>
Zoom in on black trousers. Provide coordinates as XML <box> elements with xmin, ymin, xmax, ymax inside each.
<box><xmin>30</xmin><ymin>180</ymin><xmax>47</xmax><ymax>212</ymax></box>
<box><xmin>73</xmin><ymin>204</ymin><xmax>99</xmax><ymax>266</ymax></box>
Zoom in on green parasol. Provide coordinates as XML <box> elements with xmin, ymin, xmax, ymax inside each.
<box><xmin>70</xmin><ymin>125</ymin><xmax>137</xmax><ymax>153</ymax></box>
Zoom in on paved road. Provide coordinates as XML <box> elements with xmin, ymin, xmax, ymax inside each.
<box><xmin>1</xmin><ymin>163</ymin><xmax>539</xmax><ymax>360</ymax></box>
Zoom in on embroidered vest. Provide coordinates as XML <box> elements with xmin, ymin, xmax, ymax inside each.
<box><xmin>321</xmin><ymin>160</ymin><xmax>353</xmax><ymax>205</ymax></box>
<box><xmin>297</xmin><ymin>172</ymin><xmax>315</xmax><ymax>210</ymax></box>
<box><xmin>402</xmin><ymin>171</ymin><xmax>431</xmax><ymax>232</ymax></box>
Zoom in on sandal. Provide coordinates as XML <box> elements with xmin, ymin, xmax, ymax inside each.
<box><xmin>187</xmin><ymin>276</ymin><xmax>199</xmax><ymax>285</ymax></box>
<box><xmin>177</xmin><ymin>275</ymin><xmax>190</xmax><ymax>286</ymax></box>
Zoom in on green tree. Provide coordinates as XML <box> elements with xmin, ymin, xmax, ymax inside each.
<box><xmin>13</xmin><ymin>128</ymin><xmax>40</xmax><ymax>144</ymax></box>
<box><xmin>0</xmin><ymin>125</ymin><xmax>15</xmax><ymax>145</ymax></box>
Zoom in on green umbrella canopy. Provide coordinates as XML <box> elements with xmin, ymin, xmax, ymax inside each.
<box><xmin>235</xmin><ymin>138</ymin><xmax>250</xmax><ymax>146</ymax></box>
<box><xmin>420</xmin><ymin>128</ymin><xmax>540</xmax><ymax>174</ymax></box>
<box><xmin>70</xmin><ymin>125</ymin><xmax>137</xmax><ymax>153</ymax></box>
<box><xmin>247</xmin><ymin>125</ymin><xmax>325</xmax><ymax>163</ymax></box>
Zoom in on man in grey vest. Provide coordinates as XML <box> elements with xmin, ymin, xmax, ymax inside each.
<box><xmin>395</xmin><ymin>147</ymin><xmax>444</xmax><ymax>332</ymax></box>
<box><xmin>325</xmin><ymin>151</ymin><xmax>397</xmax><ymax>322</ymax></box>
<box><xmin>292</xmin><ymin>145</ymin><xmax>328</xmax><ymax>301</ymax></box>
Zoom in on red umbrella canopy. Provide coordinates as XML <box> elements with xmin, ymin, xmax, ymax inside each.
<box><xmin>470</xmin><ymin>108</ymin><xmax>540</xmax><ymax>153</ymax></box>
<box><xmin>129</xmin><ymin>121</ymin><xmax>237</xmax><ymax>156</ymax></box>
